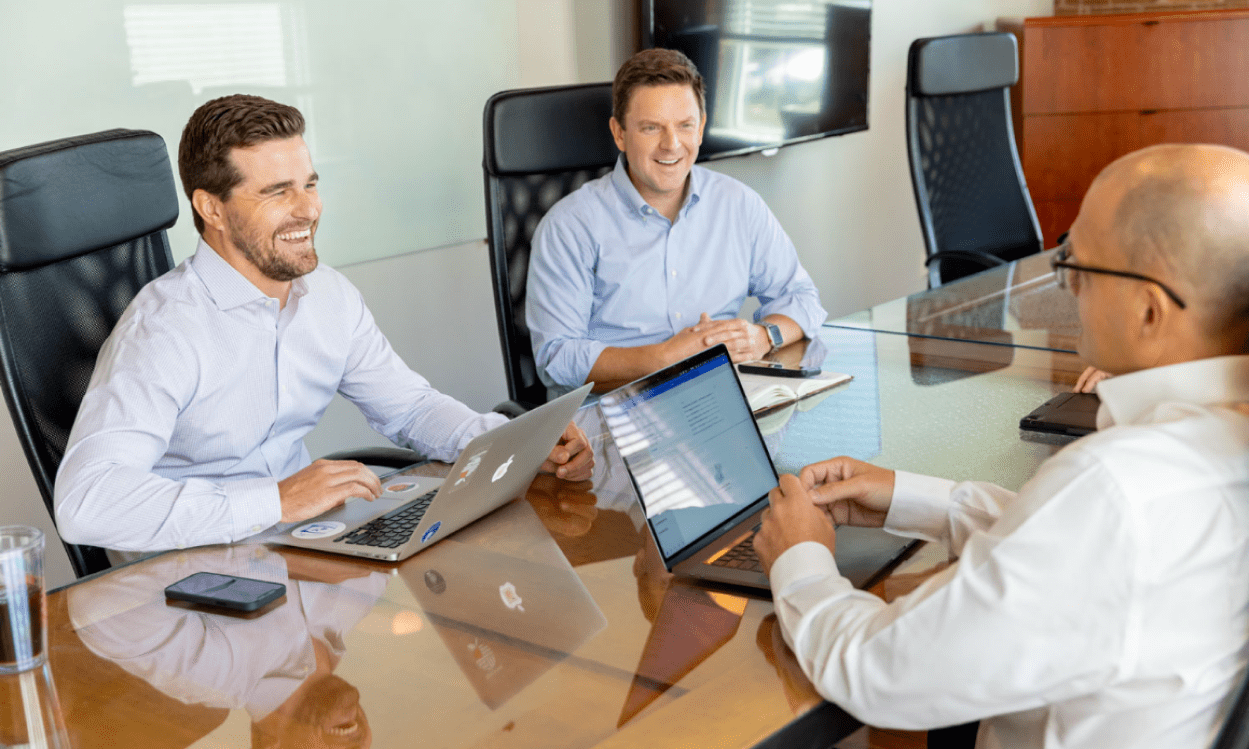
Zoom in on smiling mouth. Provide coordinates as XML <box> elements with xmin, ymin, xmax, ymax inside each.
<box><xmin>276</xmin><ymin>228</ymin><xmax>312</xmax><ymax>242</ymax></box>
<box><xmin>655</xmin><ymin>158</ymin><xmax>680</xmax><ymax>165</ymax></box>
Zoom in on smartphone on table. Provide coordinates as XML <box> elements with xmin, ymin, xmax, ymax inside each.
<box><xmin>737</xmin><ymin>360</ymin><xmax>822</xmax><ymax>378</ymax></box>
<box><xmin>165</xmin><ymin>572</ymin><xmax>287</xmax><ymax>612</ymax></box>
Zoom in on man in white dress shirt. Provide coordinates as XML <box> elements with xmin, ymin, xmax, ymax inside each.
<box><xmin>755</xmin><ymin>143</ymin><xmax>1249</xmax><ymax>748</ymax></box>
<box><xmin>54</xmin><ymin>95</ymin><xmax>590</xmax><ymax>553</ymax></box>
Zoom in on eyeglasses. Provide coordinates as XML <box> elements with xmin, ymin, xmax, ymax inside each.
<box><xmin>1050</xmin><ymin>244</ymin><xmax>1187</xmax><ymax>309</ymax></box>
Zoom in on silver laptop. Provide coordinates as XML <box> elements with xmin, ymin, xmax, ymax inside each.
<box><xmin>599</xmin><ymin>345</ymin><xmax>912</xmax><ymax>592</ymax></box>
<box><xmin>276</xmin><ymin>383</ymin><xmax>592</xmax><ymax>561</ymax></box>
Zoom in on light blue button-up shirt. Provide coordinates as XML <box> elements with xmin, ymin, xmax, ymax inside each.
<box><xmin>55</xmin><ymin>239</ymin><xmax>506</xmax><ymax>552</ymax></box>
<box><xmin>526</xmin><ymin>156</ymin><xmax>827</xmax><ymax>389</ymax></box>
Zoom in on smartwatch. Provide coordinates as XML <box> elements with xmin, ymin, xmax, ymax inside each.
<box><xmin>763</xmin><ymin>322</ymin><xmax>784</xmax><ymax>352</ymax></box>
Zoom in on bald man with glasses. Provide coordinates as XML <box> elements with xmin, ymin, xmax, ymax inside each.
<box><xmin>754</xmin><ymin>144</ymin><xmax>1249</xmax><ymax>749</ymax></box>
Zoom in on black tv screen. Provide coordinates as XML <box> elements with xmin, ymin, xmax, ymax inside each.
<box><xmin>642</xmin><ymin>0</ymin><xmax>871</xmax><ymax>160</ymax></box>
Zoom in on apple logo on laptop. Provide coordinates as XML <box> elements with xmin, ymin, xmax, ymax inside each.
<box><xmin>499</xmin><ymin>581</ymin><xmax>524</xmax><ymax>612</ymax></box>
<box><xmin>491</xmin><ymin>455</ymin><xmax>514</xmax><ymax>483</ymax></box>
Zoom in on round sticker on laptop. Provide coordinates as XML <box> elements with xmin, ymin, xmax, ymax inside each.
<box><xmin>291</xmin><ymin>521</ymin><xmax>346</xmax><ymax>539</ymax></box>
<box><xmin>421</xmin><ymin>521</ymin><xmax>442</xmax><ymax>544</ymax></box>
<box><xmin>385</xmin><ymin>481</ymin><xmax>417</xmax><ymax>493</ymax></box>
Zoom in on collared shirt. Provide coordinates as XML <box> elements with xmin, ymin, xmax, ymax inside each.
<box><xmin>54</xmin><ymin>239</ymin><xmax>507</xmax><ymax>552</ymax></box>
<box><xmin>526</xmin><ymin>156</ymin><xmax>827</xmax><ymax>388</ymax></box>
<box><xmin>770</xmin><ymin>355</ymin><xmax>1249</xmax><ymax>749</ymax></box>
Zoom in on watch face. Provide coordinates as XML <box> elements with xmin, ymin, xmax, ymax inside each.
<box><xmin>766</xmin><ymin>324</ymin><xmax>783</xmax><ymax>348</ymax></box>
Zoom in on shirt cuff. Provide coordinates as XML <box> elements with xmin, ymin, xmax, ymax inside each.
<box><xmin>543</xmin><ymin>339</ymin><xmax>609</xmax><ymax>390</ymax></box>
<box><xmin>227</xmin><ymin>477</ymin><xmax>283</xmax><ymax>541</ymax></box>
<box><xmin>770</xmin><ymin>540</ymin><xmax>842</xmax><ymax>593</ymax></box>
<box><xmin>757</xmin><ymin>297</ymin><xmax>828</xmax><ymax>340</ymax></box>
<box><xmin>884</xmin><ymin>471</ymin><xmax>957</xmax><ymax>542</ymax></box>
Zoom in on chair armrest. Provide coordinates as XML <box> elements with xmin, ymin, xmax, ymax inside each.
<box><xmin>492</xmin><ymin>400</ymin><xmax>533</xmax><ymax>418</ymax></box>
<box><xmin>320</xmin><ymin>446</ymin><xmax>428</xmax><ymax>469</ymax></box>
<box><xmin>923</xmin><ymin>249</ymin><xmax>1009</xmax><ymax>269</ymax></box>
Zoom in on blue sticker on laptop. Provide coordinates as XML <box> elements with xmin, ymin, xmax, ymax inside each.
<box><xmin>421</xmin><ymin>521</ymin><xmax>442</xmax><ymax>544</ymax></box>
<box><xmin>292</xmin><ymin>521</ymin><xmax>346</xmax><ymax>539</ymax></box>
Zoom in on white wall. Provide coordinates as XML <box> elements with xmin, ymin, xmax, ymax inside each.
<box><xmin>2</xmin><ymin>0</ymin><xmax>1054</xmax><ymax>589</ymax></box>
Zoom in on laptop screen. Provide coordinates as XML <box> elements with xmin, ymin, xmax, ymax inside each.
<box><xmin>599</xmin><ymin>346</ymin><xmax>778</xmax><ymax>560</ymax></box>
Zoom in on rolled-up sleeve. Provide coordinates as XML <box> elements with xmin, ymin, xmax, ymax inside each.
<box><xmin>526</xmin><ymin>209</ymin><xmax>608</xmax><ymax>389</ymax></box>
<box><xmin>746</xmin><ymin>192</ymin><xmax>827</xmax><ymax>338</ymax></box>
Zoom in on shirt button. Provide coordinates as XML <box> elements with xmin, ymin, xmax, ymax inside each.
<box><xmin>670</xmin><ymin>270</ymin><xmax>677</xmax><ymax>278</ymax></box>
<box><xmin>251</xmin><ymin>525</ymin><xmax>262</xmax><ymax>533</ymax></box>
<box><xmin>675</xmin><ymin>312</ymin><xmax>683</xmax><ymax>320</ymax></box>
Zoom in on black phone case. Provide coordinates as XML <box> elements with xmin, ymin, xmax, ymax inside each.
<box><xmin>165</xmin><ymin>572</ymin><xmax>287</xmax><ymax>612</ymax></box>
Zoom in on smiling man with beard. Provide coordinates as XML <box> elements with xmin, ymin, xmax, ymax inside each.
<box><xmin>54</xmin><ymin>95</ymin><xmax>590</xmax><ymax>554</ymax></box>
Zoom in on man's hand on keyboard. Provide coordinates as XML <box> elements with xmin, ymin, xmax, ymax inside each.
<box><xmin>540</xmin><ymin>421</ymin><xmax>594</xmax><ymax>482</ymax></box>
<box><xmin>278</xmin><ymin>459</ymin><xmax>383</xmax><ymax>524</ymax></box>
<box><xmin>754</xmin><ymin>474</ymin><xmax>837</xmax><ymax>576</ymax></box>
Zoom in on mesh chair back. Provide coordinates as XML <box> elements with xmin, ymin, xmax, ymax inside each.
<box><xmin>906</xmin><ymin>33</ymin><xmax>1043</xmax><ymax>287</ymax></box>
<box><xmin>483</xmin><ymin>83</ymin><xmax>617</xmax><ymax>409</ymax></box>
<box><xmin>0</xmin><ymin>130</ymin><xmax>177</xmax><ymax>577</ymax></box>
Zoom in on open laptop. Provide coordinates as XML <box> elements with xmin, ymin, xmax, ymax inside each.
<box><xmin>399</xmin><ymin>499</ymin><xmax>607</xmax><ymax>709</ymax></box>
<box><xmin>598</xmin><ymin>345</ymin><xmax>913</xmax><ymax>592</ymax></box>
<box><xmin>276</xmin><ymin>383</ymin><xmax>592</xmax><ymax>561</ymax></box>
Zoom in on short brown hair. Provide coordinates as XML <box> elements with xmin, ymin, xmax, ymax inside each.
<box><xmin>178</xmin><ymin>94</ymin><xmax>305</xmax><ymax>233</ymax></box>
<box><xmin>612</xmin><ymin>48</ymin><xmax>705</xmax><ymax>125</ymax></box>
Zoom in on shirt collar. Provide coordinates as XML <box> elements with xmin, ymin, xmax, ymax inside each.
<box><xmin>609</xmin><ymin>154</ymin><xmax>702</xmax><ymax>219</ymax></box>
<box><xmin>1096</xmin><ymin>354</ymin><xmax>1249</xmax><ymax>428</ymax></box>
<box><xmin>189</xmin><ymin>237</ymin><xmax>310</xmax><ymax>311</ymax></box>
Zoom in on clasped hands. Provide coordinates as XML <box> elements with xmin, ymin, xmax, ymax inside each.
<box><xmin>667</xmin><ymin>312</ymin><xmax>772</xmax><ymax>363</ymax></box>
<box><xmin>753</xmin><ymin>457</ymin><xmax>896</xmax><ymax>575</ymax></box>
<box><xmin>278</xmin><ymin>421</ymin><xmax>594</xmax><ymax>524</ymax></box>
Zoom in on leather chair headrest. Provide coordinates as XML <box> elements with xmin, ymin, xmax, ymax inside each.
<box><xmin>0</xmin><ymin>129</ymin><xmax>179</xmax><ymax>271</ymax></box>
<box><xmin>484</xmin><ymin>83</ymin><xmax>618</xmax><ymax>176</ymax></box>
<box><xmin>909</xmin><ymin>33</ymin><xmax>1018</xmax><ymax>96</ymax></box>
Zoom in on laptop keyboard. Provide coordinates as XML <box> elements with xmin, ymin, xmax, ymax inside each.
<box><xmin>334</xmin><ymin>489</ymin><xmax>437</xmax><ymax>548</ymax></box>
<box><xmin>710</xmin><ymin>533</ymin><xmax>764</xmax><ymax>573</ymax></box>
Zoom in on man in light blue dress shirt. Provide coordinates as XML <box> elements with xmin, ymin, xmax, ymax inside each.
<box><xmin>54</xmin><ymin>95</ymin><xmax>590</xmax><ymax>553</ymax></box>
<box><xmin>526</xmin><ymin>49</ymin><xmax>828</xmax><ymax>393</ymax></box>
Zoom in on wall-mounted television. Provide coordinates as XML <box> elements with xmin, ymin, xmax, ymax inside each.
<box><xmin>642</xmin><ymin>0</ymin><xmax>871</xmax><ymax>161</ymax></box>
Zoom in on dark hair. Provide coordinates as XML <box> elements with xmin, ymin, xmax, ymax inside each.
<box><xmin>612</xmin><ymin>48</ymin><xmax>705</xmax><ymax>125</ymax></box>
<box><xmin>177</xmin><ymin>94</ymin><xmax>305</xmax><ymax>233</ymax></box>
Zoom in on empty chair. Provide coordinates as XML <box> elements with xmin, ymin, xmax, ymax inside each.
<box><xmin>906</xmin><ymin>32</ymin><xmax>1044</xmax><ymax>288</ymax></box>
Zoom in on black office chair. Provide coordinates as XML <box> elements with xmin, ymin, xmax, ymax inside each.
<box><xmin>0</xmin><ymin>129</ymin><xmax>177</xmax><ymax>577</ymax></box>
<box><xmin>0</xmin><ymin>130</ymin><xmax>421</xmax><ymax>578</ymax></box>
<box><xmin>482</xmin><ymin>82</ymin><xmax>618</xmax><ymax>413</ymax></box>
<box><xmin>906</xmin><ymin>32</ymin><xmax>1044</xmax><ymax>288</ymax></box>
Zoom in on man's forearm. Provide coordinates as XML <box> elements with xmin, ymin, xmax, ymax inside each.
<box><xmin>585</xmin><ymin>342</ymin><xmax>674</xmax><ymax>392</ymax></box>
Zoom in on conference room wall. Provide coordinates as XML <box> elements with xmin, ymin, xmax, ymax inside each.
<box><xmin>0</xmin><ymin>0</ymin><xmax>1053</xmax><ymax>589</ymax></box>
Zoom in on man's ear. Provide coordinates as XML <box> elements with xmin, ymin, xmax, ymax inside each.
<box><xmin>192</xmin><ymin>189</ymin><xmax>226</xmax><ymax>233</ymax></box>
<box><xmin>609</xmin><ymin>117</ymin><xmax>626</xmax><ymax>153</ymax></box>
<box><xmin>1135</xmin><ymin>282</ymin><xmax>1171</xmax><ymax>356</ymax></box>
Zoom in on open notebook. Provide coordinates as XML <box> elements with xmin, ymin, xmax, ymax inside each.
<box><xmin>736</xmin><ymin>368</ymin><xmax>852</xmax><ymax>414</ymax></box>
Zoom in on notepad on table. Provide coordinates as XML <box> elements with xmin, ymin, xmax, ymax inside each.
<box><xmin>736</xmin><ymin>369</ymin><xmax>853</xmax><ymax>414</ymax></box>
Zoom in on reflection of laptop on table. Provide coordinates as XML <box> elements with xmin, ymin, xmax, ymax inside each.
<box><xmin>274</xmin><ymin>383</ymin><xmax>591</xmax><ymax>561</ymax></box>
<box><xmin>599</xmin><ymin>344</ymin><xmax>912</xmax><ymax>592</ymax></box>
<box><xmin>398</xmin><ymin>500</ymin><xmax>607</xmax><ymax>709</ymax></box>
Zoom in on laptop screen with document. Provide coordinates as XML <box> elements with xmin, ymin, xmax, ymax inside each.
<box><xmin>599</xmin><ymin>345</ymin><xmax>777</xmax><ymax>561</ymax></box>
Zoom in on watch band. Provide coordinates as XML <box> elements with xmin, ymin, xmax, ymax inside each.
<box><xmin>764</xmin><ymin>322</ymin><xmax>784</xmax><ymax>352</ymax></box>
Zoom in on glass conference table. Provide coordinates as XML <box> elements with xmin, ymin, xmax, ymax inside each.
<box><xmin>829</xmin><ymin>249</ymin><xmax>1081</xmax><ymax>356</ymax></box>
<box><xmin>17</xmin><ymin>264</ymin><xmax>1086</xmax><ymax>749</ymax></box>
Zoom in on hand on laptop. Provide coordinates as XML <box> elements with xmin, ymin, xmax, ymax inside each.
<box><xmin>801</xmin><ymin>457</ymin><xmax>894</xmax><ymax>528</ymax></box>
<box><xmin>539</xmin><ymin>421</ymin><xmax>594</xmax><ymax>482</ymax></box>
<box><xmin>278</xmin><ymin>459</ymin><xmax>383</xmax><ymax>523</ymax></box>
<box><xmin>754</xmin><ymin>474</ymin><xmax>837</xmax><ymax>575</ymax></box>
<box><xmin>1074</xmin><ymin>365</ymin><xmax>1111</xmax><ymax>393</ymax></box>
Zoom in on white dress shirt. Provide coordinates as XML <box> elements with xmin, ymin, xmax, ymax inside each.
<box><xmin>770</xmin><ymin>355</ymin><xmax>1249</xmax><ymax>749</ymax></box>
<box><xmin>54</xmin><ymin>239</ymin><xmax>507</xmax><ymax>552</ymax></box>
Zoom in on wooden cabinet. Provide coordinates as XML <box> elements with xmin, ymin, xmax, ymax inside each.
<box><xmin>1000</xmin><ymin>10</ymin><xmax>1249</xmax><ymax>246</ymax></box>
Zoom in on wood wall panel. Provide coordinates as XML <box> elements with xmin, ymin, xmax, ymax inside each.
<box><xmin>1024</xmin><ymin>108</ymin><xmax>1249</xmax><ymax>200</ymax></box>
<box><xmin>1020</xmin><ymin>11</ymin><xmax>1249</xmax><ymax>114</ymax></box>
<box><xmin>1032</xmin><ymin>200</ymin><xmax>1083</xmax><ymax>248</ymax></box>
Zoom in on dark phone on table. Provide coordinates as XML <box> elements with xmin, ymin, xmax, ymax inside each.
<box><xmin>1019</xmin><ymin>392</ymin><xmax>1100</xmax><ymax>437</ymax></box>
<box><xmin>738</xmin><ymin>360</ymin><xmax>822</xmax><ymax>378</ymax></box>
<box><xmin>165</xmin><ymin>572</ymin><xmax>286</xmax><ymax>612</ymax></box>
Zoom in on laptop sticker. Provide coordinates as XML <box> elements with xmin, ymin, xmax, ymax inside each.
<box><xmin>491</xmin><ymin>455</ymin><xmax>515</xmax><ymax>483</ymax></box>
<box><xmin>421</xmin><ymin>521</ymin><xmax>442</xmax><ymax>544</ymax></box>
<box><xmin>499</xmin><ymin>582</ymin><xmax>524</xmax><ymax>612</ymax></box>
<box><xmin>291</xmin><ymin>521</ymin><xmax>346</xmax><ymax>539</ymax></box>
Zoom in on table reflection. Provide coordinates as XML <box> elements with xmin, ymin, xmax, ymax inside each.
<box><xmin>66</xmin><ymin>545</ymin><xmax>385</xmax><ymax>748</ymax></box>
